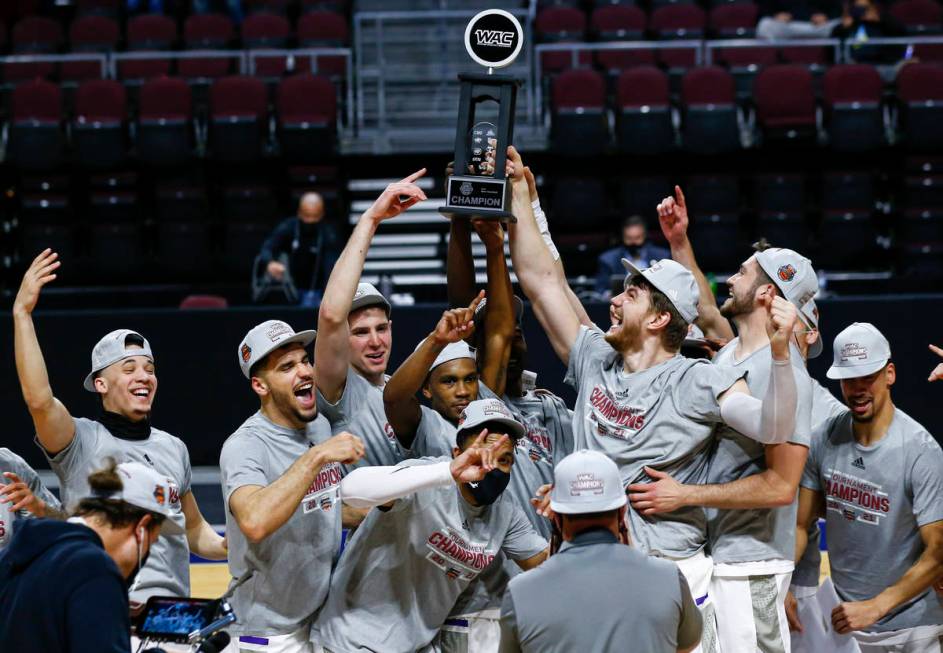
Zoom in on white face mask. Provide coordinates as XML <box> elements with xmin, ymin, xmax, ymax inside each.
<box><xmin>126</xmin><ymin>526</ymin><xmax>150</xmax><ymax>593</ymax></box>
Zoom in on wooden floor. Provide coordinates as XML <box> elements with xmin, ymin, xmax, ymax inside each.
<box><xmin>188</xmin><ymin>553</ymin><xmax>833</xmax><ymax>599</ymax></box>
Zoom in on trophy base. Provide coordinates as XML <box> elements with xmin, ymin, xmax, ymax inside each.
<box><xmin>439</xmin><ymin>175</ymin><xmax>516</xmax><ymax>222</ymax></box>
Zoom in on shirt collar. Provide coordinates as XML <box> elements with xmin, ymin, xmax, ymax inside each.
<box><xmin>558</xmin><ymin>527</ymin><xmax>618</xmax><ymax>553</ymax></box>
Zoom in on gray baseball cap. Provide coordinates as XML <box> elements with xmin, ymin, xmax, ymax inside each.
<box><xmin>456</xmin><ymin>398</ymin><xmax>525</xmax><ymax>441</ymax></box>
<box><xmin>83</xmin><ymin>329</ymin><xmax>154</xmax><ymax>392</ymax></box>
<box><xmin>798</xmin><ymin>298</ymin><xmax>823</xmax><ymax>359</ymax></box>
<box><xmin>425</xmin><ymin>340</ymin><xmax>477</xmax><ymax>373</ymax></box>
<box><xmin>550</xmin><ymin>450</ymin><xmax>627</xmax><ymax>515</ymax></box>
<box><xmin>621</xmin><ymin>258</ymin><xmax>699</xmax><ymax>324</ymax></box>
<box><xmin>350</xmin><ymin>282</ymin><xmax>391</xmax><ymax>315</ymax></box>
<box><xmin>90</xmin><ymin>461</ymin><xmax>184</xmax><ymax>535</ymax></box>
<box><xmin>754</xmin><ymin>248</ymin><xmax>818</xmax><ymax>314</ymax></box>
<box><xmin>238</xmin><ymin>320</ymin><xmax>316</xmax><ymax>379</ymax></box>
<box><xmin>827</xmin><ymin>322</ymin><xmax>891</xmax><ymax>380</ymax></box>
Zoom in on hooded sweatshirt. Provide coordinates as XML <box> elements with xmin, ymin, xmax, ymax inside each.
<box><xmin>0</xmin><ymin>519</ymin><xmax>131</xmax><ymax>653</ymax></box>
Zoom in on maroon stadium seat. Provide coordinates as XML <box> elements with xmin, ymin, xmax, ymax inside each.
<box><xmin>889</xmin><ymin>0</ymin><xmax>943</xmax><ymax>34</ymax></box>
<box><xmin>536</xmin><ymin>7</ymin><xmax>590</xmax><ymax>72</ymax></box>
<box><xmin>244</xmin><ymin>0</ymin><xmax>289</xmax><ymax>15</ymax></box>
<box><xmin>10</xmin><ymin>79</ymin><xmax>64</xmax><ymax>170</ymax></box>
<box><xmin>779</xmin><ymin>44</ymin><xmax>830</xmax><ymax>67</ymax></box>
<box><xmin>210</xmin><ymin>75</ymin><xmax>269</xmax><ymax>162</ymax></box>
<box><xmin>650</xmin><ymin>5</ymin><xmax>704</xmax><ymax>69</ymax></box>
<box><xmin>822</xmin><ymin>64</ymin><xmax>884</xmax><ymax>151</ymax></box>
<box><xmin>277</xmin><ymin>74</ymin><xmax>336</xmax><ymax>161</ymax></box>
<box><xmin>297</xmin><ymin>11</ymin><xmax>349</xmax><ymax>76</ymax></box>
<box><xmin>120</xmin><ymin>14</ymin><xmax>177</xmax><ymax>80</ymax></box>
<box><xmin>753</xmin><ymin>64</ymin><xmax>817</xmax><ymax>142</ymax></box>
<box><xmin>63</xmin><ymin>15</ymin><xmax>117</xmax><ymax>81</ymax></box>
<box><xmin>896</xmin><ymin>63</ymin><xmax>943</xmax><ymax>151</ymax></box>
<box><xmin>180</xmin><ymin>295</ymin><xmax>229</xmax><ymax>309</ymax></box>
<box><xmin>75</xmin><ymin>0</ymin><xmax>120</xmax><ymax>16</ymax></box>
<box><xmin>681</xmin><ymin>66</ymin><xmax>740</xmax><ymax>153</ymax></box>
<box><xmin>180</xmin><ymin>14</ymin><xmax>236</xmax><ymax>80</ymax></box>
<box><xmin>551</xmin><ymin>68</ymin><xmax>608</xmax><ymax>156</ymax></box>
<box><xmin>12</xmin><ymin>15</ymin><xmax>62</xmax><ymax>53</ymax></box>
<box><xmin>242</xmin><ymin>13</ymin><xmax>292</xmax><ymax>76</ymax></box>
<box><xmin>709</xmin><ymin>3</ymin><xmax>758</xmax><ymax>38</ymax></box>
<box><xmin>713</xmin><ymin>45</ymin><xmax>777</xmax><ymax>98</ymax></box>
<box><xmin>73</xmin><ymin>79</ymin><xmax>127</xmax><ymax>169</ymax></box>
<box><xmin>616</xmin><ymin>65</ymin><xmax>674</xmax><ymax>154</ymax></box>
<box><xmin>137</xmin><ymin>76</ymin><xmax>193</xmax><ymax>167</ymax></box>
<box><xmin>591</xmin><ymin>5</ymin><xmax>646</xmax><ymax>39</ymax></box>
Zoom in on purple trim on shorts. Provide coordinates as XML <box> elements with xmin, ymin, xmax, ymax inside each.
<box><xmin>695</xmin><ymin>593</ymin><xmax>708</xmax><ymax>606</ymax></box>
<box><xmin>444</xmin><ymin>618</ymin><xmax>470</xmax><ymax>628</ymax></box>
<box><xmin>240</xmin><ymin>635</ymin><xmax>270</xmax><ymax>645</ymax></box>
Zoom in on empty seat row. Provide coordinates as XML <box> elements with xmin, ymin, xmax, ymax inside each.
<box><xmin>7</xmin><ymin>73</ymin><xmax>336</xmax><ymax>169</ymax></box>
<box><xmin>550</xmin><ymin>63</ymin><xmax>943</xmax><ymax>155</ymax></box>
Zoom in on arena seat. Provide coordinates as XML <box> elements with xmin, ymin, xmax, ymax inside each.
<box><xmin>618</xmin><ymin>175</ymin><xmax>674</xmax><ymax>217</ymax></box>
<box><xmin>756</xmin><ymin>211</ymin><xmax>809</xmax><ymax>252</ymax></box>
<box><xmin>754</xmin><ymin>173</ymin><xmax>806</xmax><ymax>213</ymax></box>
<box><xmin>179</xmin><ymin>294</ymin><xmax>229</xmax><ymax>309</ymax></box>
<box><xmin>72</xmin><ymin>79</ymin><xmax>127</xmax><ymax>169</ymax></box>
<box><xmin>688</xmin><ymin>213</ymin><xmax>742</xmax><ymax>270</ymax></box>
<box><xmin>709</xmin><ymin>3</ymin><xmax>758</xmax><ymax>38</ymax></box>
<box><xmin>137</xmin><ymin>76</ymin><xmax>193</xmax><ymax>167</ymax></box>
<box><xmin>244</xmin><ymin>0</ymin><xmax>289</xmax><ymax>15</ymax></box>
<box><xmin>681</xmin><ymin>66</ymin><xmax>740</xmax><ymax>154</ymax></box>
<box><xmin>9</xmin><ymin>79</ymin><xmax>64</xmax><ymax>171</ymax></box>
<box><xmin>753</xmin><ymin>64</ymin><xmax>817</xmax><ymax>143</ymax></box>
<box><xmin>536</xmin><ymin>7</ymin><xmax>590</xmax><ymax>72</ymax></box>
<box><xmin>818</xmin><ymin>209</ymin><xmax>879</xmax><ymax>269</ymax></box>
<box><xmin>686</xmin><ymin>175</ymin><xmax>741</xmax><ymax>214</ymax></box>
<box><xmin>158</xmin><ymin>223</ymin><xmax>214</xmax><ymax>280</ymax></box>
<box><xmin>889</xmin><ymin>0</ymin><xmax>943</xmax><ymax>34</ymax></box>
<box><xmin>221</xmin><ymin>184</ymin><xmax>277</xmax><ymax>223</ymax></box>
<box><xmin>155</xmin><ymin>183</ymin><xmax>208</xmax><ymax>223</ymax></box>
<box><xmin>823</xmin><ymin>64</ymin><xmax>885</xmax><ymax>152</ymax></box>
<box><xmin>617</xmin><ymin>65</ymin><xmax>675</xmax><ymax>155</ymax></box>
<box><xmin>277</xmin><ymin>74</ymin><xmax>336</xmax><ymax>162</ymax></box>
<box><xmin>180</xmin><ymin>14</ymin><xmax>236</xmax><ymax>80</ymax></box>
<box><xmin>222</xmin><ymin>221</ymin><xmax>274</xmax><ymax>277</ymax></box>
<box><xmin>88</xmin><ymin>190</ymin><xmax>138</xmax><ymax>223</ymax></box>
<box><xmin>551</xmin><ymin>68</ymin><xmax>608</xmax><ymax>156</ymax></box>
<box><xmin>549</xmin><ymin>177</ymin><xmax>609</xmax><ymax>232</ymax></box>
<box><xmin>822</xmin><ymin>172</ymin><xmax>875</xmax><ymax>211</ymax></box>
<box><xmin>896</xmin><ymin>63</ymin><xmax>943</xmax><ymax>152</ymax></box>
<box><xmin>650</xmin><ymin>5</ymin><xmax>704</xmax><ymax>70</ymax></box>
<box><xmin>903</xmin><ymin>174</ymin><xmax>943</xmax><ymax>208</ymax></box>
<box><xmin>76</xmin><ymin>0</ymin><xmax>120</xmax><ymax>16</ymax></box>
<box><xmin>713</xmin><ymin>45</ymin><xmax>777</xmax><ymax>98</ymax></box>
<box><xmin>63</xmin><ymin>15</ymin><xmax>118</xmax><ymax>81</ymax></box>
<box><xmin>297</xmin><ymin>11</ymin><xmax>349</xmax><ymax>76</ymax></box>
<box><xmin>897</xmin><ymin>208</ymin><xmax>943</xmax><ymax>243</ymax></box>
<box><xmin>87</xmin><ymin>222</ymin><xmax>147</xmax><ymax>280</ymax></box>
<box><xmin>590</xmin><ymin>5</ymin><xmax>646</xmax><ymax>39</ymax></box>
<box><xmin>6</xmin><ymin>16</ymin><xmax>62</xmax><ymax>81</ymax></box>
<box><xmin>243</xmin><ymin>13</ymin><xmax>292</xmax><ymax>76</ymax></box>
<box><xmin>209</xmin><ymin>75</ymin><xmax>269</xmax><ymax>162</ymax></box>
<box><xmin>119</xmin><ymin>14</ymin><xmax>177</xmax><ymax>80</ymax></box>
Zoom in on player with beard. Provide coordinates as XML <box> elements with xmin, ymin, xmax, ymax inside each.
<box><xmin>12</xmin><ymin>249</ymin><xmax>227</xmax><ymax>609</ymax></box>
<box><xmin>630</xmin><ymin>192</ymin><xmax>816</xmax><ymax>652</ymax></box>
<box><xmin>315</xmin><ymin>170</ymin><xmax>428</xmax><ymax>468</ymax></box>
<box><xmin>222</xmin><ymin>320</ymin><xmax>365</xmax><ymax>652</ymax></box>
<box><xmin>507</xmin><ymin>147</ymin><xmax>799</xmax><ymax>653</ymax></box>
<box><xmin>796</xmin><ymin>323</ymin><xmax>943</xmax><ymax>653</ymax></box>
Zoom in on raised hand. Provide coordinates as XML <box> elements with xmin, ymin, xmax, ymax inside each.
<box><xmin>929</xmin><ymin>344</ymin><xmax>943</xmax><ymax>382</ymax></box>
<box><xmin>13</xmin><ymin>249</ymin><xmax>60</xmax><ymax>315</ymax></box>
<box><xmin>431</xmin><ymin>290</ymin><xmax>484</xmax><ymax>345</ymax></box>
<box><xmin>317</xmin><ymin>432</ymin><xmax>366</xmax><ymax>466</ymax></box>
<box><xmin>472</xmin><ymin>219</ymin><xmax>505</xmax><ymax>249</ymax></box>
<box><xmin>364</xmin><ymin>169</ymin><xmax>428</xmax><ymax>222</ymax></box>
<box><xmin>530</xmin><ymin>483</ymin><xmax>554</xmax><ymax>519</ymax></box>
<box><xmin>0</xmin><ymin>472</ymin><xmax>47</xmax><ymax>516</ymax></box>
<box><xmin>450</xmin><ymin>430</ymin><xmax>509</xmax><ymax>483</ymax></box>
<box><xmin>762</xmin><ymin>294</ymin><xmax>798</xmax><ymax>360</ymax></box>
<box><xmin>656</xmin><ymin>186</ymin><xmax>690</xmax><ymax>248</ymax></box>
<box><xmin>523</xmin><ymin>166</ymin><xmax>539</xmax><ymax>203</ymax></box>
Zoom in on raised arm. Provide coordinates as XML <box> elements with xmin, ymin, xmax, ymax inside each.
<box><xmin>657</xmin><ymin>187</ymin><xmax>734</xmax><ymax>341</ymax></box>
<box><xmin>228</xmin><ymin>433</ymin><xmax>364</xmax><ymax>544</ymax></box>
<box><xmin>474</xmin><ymin>220</ymin><xmax>515</xmax><ymax>395</ymax></box>
<box><xmin>13</xmin><ymin>250</ymin><xmax>75</xmax><ymax>456</ymax></box>
<box><xmin>383</xmin><ymin>294</ymin><xmax>483</xmax><ymax>448</ymax></box>
<box><xmin>447</xmin><ymin>216</ymin><xmax>477</xmax><ymax>309</ymax></box>
<box><xmin>506</xmin><ymin>148</ymin><xmax>581</xmax><ymax>363</ymax></box>
<box><xmin>315</xmin><ymin>170</ymin><xmax>428</xmax><ymax>402</ymax></box>
<box><xmin>833</xmin><ymin>520</ymin><xmax>943</xmax><ymax>633</ymax></box>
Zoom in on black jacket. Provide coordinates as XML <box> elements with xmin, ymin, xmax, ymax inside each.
<box><xmin>0</xmin><ymin>519</ymin><xmax>131</xmax><ymax>653</ymax></box>
<box><xmin>258</xmin><ymin>217</ymin><xmax>342</xmax><ymax>291</ymax></box>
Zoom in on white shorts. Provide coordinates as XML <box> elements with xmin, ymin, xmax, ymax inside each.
<box><xmin>666</xmin><ymin>550</ymin><xmax>720</xmax><ymax>653</ymax></box>
<box><xmin>221</xmin><ymin>624</ymin><xmax>318</xmax><ymax>653</ymax></box>
<box><xmin>789</xmin><ymin>584</ymin><xmax>861</xmax><ymax>653</ymax></box>
<box><xmin>711</xmin><ymin>569</ymin><xmax>793</xmax><ymax>653</ymax></box>
<box><xmin>434</xmin><ymin>608</ymin><xmax>501</xmax><ymax>653</ymax></box>
<box><xmin>853</xmin><ymin>624</ymin><xmax>943</xmax><ymax>653</ymax></box>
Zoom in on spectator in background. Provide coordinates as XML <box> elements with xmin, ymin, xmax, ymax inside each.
<box><xmin>594</xmin><ymin>216</ymin><xmax>670</xmax><ymax>298</ymax></box>
<box><xmin>259</xmin><ymin>192</ymin><xmax>342</xmax><ymax>307</ymax></box>
<box><xmin>832</xmin><ymin>0</ymin><xmax>907</xmax><ymax>64</ymax></box>
<box><xmin>757</xmin><ymin>0</ymin><xmax>843</xmax><ymax>39</ymax></box>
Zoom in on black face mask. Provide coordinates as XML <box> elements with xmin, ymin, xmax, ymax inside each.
<box><xmin>625</xmin><ymin>244</ymin><xmax>642</xmax><ymax>258</ymax></box>
<box><xmin>465</xmin><ymin>469</ymin><xmax>510</xmax><ymax>506</ymax></box>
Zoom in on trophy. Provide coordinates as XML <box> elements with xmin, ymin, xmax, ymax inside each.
<box><xmin>440</xmin><ymin>9</ymin><xmax>524</xmax><ymax>222</ymax></box>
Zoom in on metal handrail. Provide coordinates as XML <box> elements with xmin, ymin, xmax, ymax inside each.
<box><xmin>109</xmin><ymin>49</ymin><xmax>247</xmax><ymax>78</ymax></box>
<box><xmin>246</xmin><ymin>48</ymin><xmax>354</xmax><ymax>128</ymax></box>
<box><xmin>0</xmin><ymin>52</ymin><xmax>108</xmax><ymax>79</ymax></box>
<box><xmin>840</xmin><ymin>34</ymin><xmax>943</xmax><ymax>61</ymax></box>
<box><xmin>705</xmin><ymin>38</ymin><xmax>843</xmax><ymax>64</ymax></box>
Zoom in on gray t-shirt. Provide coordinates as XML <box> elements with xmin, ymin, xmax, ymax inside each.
<box><xmin>317</xmin><ymin>368</ymin><xmax>407</xmax><ymax>468</ymax></box>
<box><xmin>565</xmin><ymin>326</ymin><xmax>743</xmax><ymax>557</ymax></box>
<box><xmin>412</xmin><ymin>406</ymin><xmax>458</xmax><ymax>459</ymax></box>
<box><xmin>706</xmin><ymin>340</ymin><xmax>813</xmax><ymax>567</ymax></box>
<box><xmin>0</xmin><ymin>448</ymin><xmax>61</xmax><ymax>551</ymax></box>
<box><xmin>793</xmin><ymin>379</ymin><xmax>848</xmax><ymax>588</ymax></box>
<box><xmin>220</xmin><ymin>411</ymin><xmax>342</xmax><ymax>636</ymax></box>
<box><xmin>41</xmin><ymin>417</ymin><xmax>191</xmax><ymax>601</ymax></box>
<box><xmin>801</xmin><ymin>408</ymin><xmax>943</xmax><ymax>632</ymax></box>
<box><xmin>500</xmin><ymin>530</ymin><xmax>702</xmax><ymax>653</ymax></box>
<box><xmin>316</xmin><ymin>457</ymin><xmax>547</xmax><ymax>653</ymax></box>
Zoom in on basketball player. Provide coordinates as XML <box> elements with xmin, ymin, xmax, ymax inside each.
<box><xmin>1</xmin><ymin>447</ymin><xmax>64</xmax><ymax>551</ymax></box>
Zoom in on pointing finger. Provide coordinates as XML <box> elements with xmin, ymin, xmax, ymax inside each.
<box><xmin>675</xmin><ymin>185</ymin><xmax>686</xmax><ymax>208</ymax></box>
<box><xmin>401</xmin><ymin>168</ymin><xmax>427</xmax><ymax>184</ymax></box>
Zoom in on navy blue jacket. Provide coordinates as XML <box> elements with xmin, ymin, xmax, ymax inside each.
<box><xmin>0</xmin><ymin>519</ymin><xmax>131</xmax><ymax>653</ymax></box>
<box><xmin>595</xmin><ymin>244</ymin><xmax>672</xmax><ymax>294</ymax></box>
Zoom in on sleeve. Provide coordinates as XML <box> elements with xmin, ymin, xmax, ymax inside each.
<box><xmin>677</xmin><ymin>362</ymin><xmax>745</xmax><ymax>424</ymax></box>
<box><xmin>66</xmin><ymin>574</ymin><xmax>132</xmax><ymax>653</ymax></box>
<box><xmin>910</xmin><ymin>439</ymin><xmax>943</xmax><ymax>527</ymax></box>
<box><xmin>544</xmin><ymin>395</ymin><xmax>575</xmax><ymax>462</ymax></box>
<box><xmin>564</xmin><ymin>326</ymin><xmax>613</xmax><ymax>390</ymax></box>
<box><xmin>178</xmin><ymin>440</ymin><xmax>193</xmax><ymax>497</ymax></box>
<box><xmin>676</xmin><ymin>568</ymin><xmax>703</xmax><ymax>651</ymax></box>
<box><xmin>3</xmin><ymin>452</ymin><xmax>61</xmax><ymax>516</ymax></box>
<box><xmin>789</xmin><ymin>369</ymin><xmax>813</xmax><ymax>447</ymax></box>
<box><xmin>316</xmin><ymin>368</ymin><xmax>359</xmax><ymax>430</ymax></box>
<box><xmin>498</xmin><ymin>590</ymin><xmax>524</xmax><ymax>653</ymax></box>
<box><xmin>219</xmin><ymin>435</ymin><xmax>269</xmax><ymax>509</ymax></box>
<box><xmin>339</xmin><ymin>459</ymin><xmax>453</xmax><ymax>509</ymax></box>
<box><xmin>41</xmin><ymin>418</ymin><xmax>97</xmax><ymax>478</ymax></box>
<box><xmin>501</xmin><ymin>503</ymin><xmax>549</xmax><ymax>561</ymax></box>
<box><xmin>259</xmin><ymin>218</ymin><xmax>293</xmax><ymax>263</ymax></box>
<box><xmin>800</xmin><ymin>422</ymin><xmax>825</xmax><ymax>491</ymax></box>
<box><xmin>410</xmin><ymin>408</ymin><xmax>456</xmax><ymax>459</ymax></box>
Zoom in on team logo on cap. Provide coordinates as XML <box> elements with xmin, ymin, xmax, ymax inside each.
<box><xmin>265</xmin><ymin>322</ymin><xmax>292</xmax><ymax>342</ymax></box>
<box><xmin>777</xmin><ymin>264</ymin><xmax>797</xmax><ymax>282</ymax></box>
<box><xmin>569</xmin><ymin>473</ymin><xmax>605</xmax><ymax>496</ymax></box>
<box><xmin>458</xmin><ymin>409</ymin><xmax>468</xmax><ymax>425</ymax></box>
<box><xmin>840</xmin><ymin>342</ymin><xmax>868</xmax><ymax>361</ymax></box>
<box><xmin>153</xmin><ymin>485</ymin><xmax>166</xmax><ymax>506</ymax></box>
<box><xmin>240</xmin><ymin>343</ymin><xmax>252</xmax><ymax>363</ymax></box>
